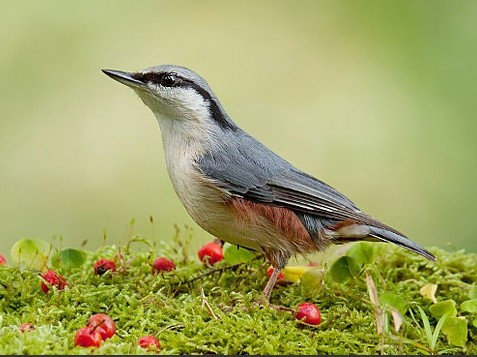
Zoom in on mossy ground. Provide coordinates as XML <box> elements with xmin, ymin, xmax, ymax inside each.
<box><xmin>0</xmin><ymin>232</ymin><xmax>476</xmax><ymax>355</ymax></box>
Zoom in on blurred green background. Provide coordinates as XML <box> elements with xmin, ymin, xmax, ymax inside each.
<box><xmin>1</xmin><ymin>0</ymin><xmax>476</xmax><ymax>259</ymax></box>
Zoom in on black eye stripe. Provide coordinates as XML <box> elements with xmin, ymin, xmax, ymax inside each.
<box><xmin>131</xmin><ymin>71</ymin><xmax>237</xmax><ymax>131</ymax></box>
<box><xmin>132</xmin><ymin>72</ymin><xmax>163</xmax><ymax>84</ymax></box>
<box><xmin>132</xmin><ymin>72</ymin><xmax>182</xmax><ymax>87</ymax></box>
<box><xmin>132</xmin><ymin>72</ymin><xmax>205</xmax><ymax>92</ymax></box>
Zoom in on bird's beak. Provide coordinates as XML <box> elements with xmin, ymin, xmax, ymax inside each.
<box><xmin>102</xmin><ymin>69</ymin><xmax>146</xmax><ymax>90</ymax></box>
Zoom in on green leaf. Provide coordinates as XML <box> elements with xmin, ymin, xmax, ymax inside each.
<box><xmin>329</xmin><ymin>256</ymin><xmax>360</xmax><ymax>283</ymax></box>
<box><xmin>441</xmin><ymin>316</ymin><xmax>468</xmax><ymax>348</ymax></box>
<box><xmin>461</xmin><ymin>299</ymin><xmax>477</xmax><ymax>314</ymax></box>
<box><xmin>417</xmin><ymin>306</ymin><xmax>433</xmax><ymax>347</ymax></box>
<box><xmin>223</xmin><ymin>244</ymin><xmax>254</xmax><ymax>265</ymax></box>
<box><xmin>429</xmin><ymin>300</ymin><xmax>457</xmax><ymax>318</ymax></box>
<box><xmin>431</xmin><ymin>314</ymin><xmax>448</xmax><ymax>351</ymax></box>
<box><xmin>469</xmin><ymin>285</ymin><xmax>477</xmax><ymax>299</ymax></box>
<box><xmin>300</xmin><ymin>268</ymin><xmax>324</xmax><ymax>297</ymax></box>
<box><xmin>10</xmin><ymin>238</ymin><xmax>51</xmax><ymax>271</ymax></box>
<box><xmin>472</xmin><ymin>320</ymin><xmax>477</xmax><ymax>329</ymax></box>
<box><xmin>380</xmin><ymin>292</ymin><xmax>407</xmax><ymax>315</ymax></box>
<box><xmin>346</xmin><ymin>242</ymin><xmax>375</xmax><ymax>265</ymax></box>
<box><xmin>51</xmin><ymin>248</ymin><xmax>87</xmax><ymax>270</ymax></box>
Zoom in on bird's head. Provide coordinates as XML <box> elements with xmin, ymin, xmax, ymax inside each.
<box><xmin>102</xmin><ymin>65</ymin><xmax>236</xmax><ymax>132</ymax></box>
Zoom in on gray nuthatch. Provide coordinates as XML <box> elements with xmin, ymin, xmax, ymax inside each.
<box><xmin>102</xmin><ymin>65</ymin><xmax>435</xmax><ymax>301</ymax></box>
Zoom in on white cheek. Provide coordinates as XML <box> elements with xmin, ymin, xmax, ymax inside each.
<box><xmin>144</xmin><ymin>86</ymin><xmax>210</xmax><ymax>121</ymax></box>
<box><xmin>174</xmin><ymin>90</ymin><xmax>210</xmax><ymax>116</ymax></box>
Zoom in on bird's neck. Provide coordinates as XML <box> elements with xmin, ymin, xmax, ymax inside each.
<box><xmin>155</xmin><ymin>114</ymin><xmax>211</xmax><ymax>164</ymax></box>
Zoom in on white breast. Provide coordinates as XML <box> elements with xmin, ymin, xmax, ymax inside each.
<box><xmin>156</xmin><ymin>116</ymin><xmax>227</xmax><ymax>228</ymax></box>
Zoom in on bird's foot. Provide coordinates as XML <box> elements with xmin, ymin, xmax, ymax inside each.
<box><xmin>254</xmin><ymin>294</ymin><xmax>293</xmax><ymax>312</ymax></box>
<box><xmin>253</xmin><ymin>297</ymin><xmax>292</xmax><ymax>312</ymax></box>
<box><xmin>256</xmin><ymin>294</ymin><xmax>270</xmax><ymax>307</ymax></box>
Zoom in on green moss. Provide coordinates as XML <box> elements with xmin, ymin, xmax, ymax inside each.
<box><xmin>0</xmin><ymin>233</ymin><xmax>475</xmax><ymax>355</ymax></box>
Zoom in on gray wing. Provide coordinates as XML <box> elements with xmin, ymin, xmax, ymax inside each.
<box><xmin>196</xmin><ymin>131</ymin><xmax>369</xmax><ymax>224</ymax></box>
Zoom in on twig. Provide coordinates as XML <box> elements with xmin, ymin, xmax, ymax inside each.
<box><xmin>156</xmin><ymin>324</ymin><xmax>184</xmax><ymax>335</ymax></box>
<box><xmin>200</xmin><ymin>288</ymin><xmax>218</xmax><ymax>320</ymax></box>
<box><xmin>172</xmin><ymin>256</ymin><xmax>262</xmax><ymax>287</ymax></box>
<box><xmin>268</xmin><ymin>303</ymin><xmax>294</xmax><ymax>313</ymax></box>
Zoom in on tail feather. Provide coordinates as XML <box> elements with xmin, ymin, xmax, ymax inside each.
<box><xmin>296</xmin><ymin>213</ymin><xmax>436</xmax><ymax>261</ymax></box>
<box><xmin>367</xmin><ymin>226</ymin><xmax>436</xmax><ymax>261</ymax></box>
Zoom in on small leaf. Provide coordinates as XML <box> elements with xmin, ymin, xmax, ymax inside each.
<box><xmin>10</xmin><ymin>238</ymin><xmax>51</xmax><ymax>271</ymax></box>
<box><xmin>223</xmin><ymin>244</ymin><xmax>254</xmax><ymax>265</ymax></box>
<box><xmin>469</xmin><ymin>285</ymin><xmax>477</xmax><ymax>299</ymax></box>
<box><xmin>417</xmin><ymin>306</ymin><xmax>433</xmax><ymax>347</ymax></box>
<box><xmin>431</xmin><ymin>313</ymin><xmax>448</xmax><ymax>351</ymax></box>
<box><xmin>429</xmin><ymin>300</ymin><xmax>457</xmax><ymax>318</ymax></box>
<box><xmin>300</xmin><ymin>268</ymin><xmax>324</xmax><ymax>297</ymax></box>
<box><xmin>420</xmin><ymin>284</ymin><xmax>438</xmax><ymax>304</ymax></box>
<box><xmin>365</xmin><ymin>272</ymin><xmax>380</xmax><ymax>306</ymax></box>
<box><xmin>472</xmin><ymin>320</ymin><xmax>477</xmax><ymax>329</ymax></box>
<box><xmin>283</xmin><ymin>265</ymin><xmax>313</xmax><ymax>283</ymax></box>
<box><xmin>329</xmin><ymin>256</ymin><xmax>360</xmax><ymax>283</ymax></box>
<box><xmin>380</xmin><ymin>292</ymin><xmax>407</xmax><ymax>315</ymax></box>
<box><xmin>390</xmin><ymin>309</ymin><xmax>403</xmax><ymax>333</ymax></box>
<box><xmin>461</xmin><ymin>299</ymin><xmax>477</xmax><ymax>314</ymax></box>
<box><xmin>346</xmin><ymin>242</ymin><xmax>375</xmax><ymax>265</ymax></box>
<box><xmin>51</xmin><ymin>248</ymin><xmax>87</xmax><ymax>269</ymax></box>
<box><xmin>441</xmin><ymin>316</ymin><xmax>468</xmax><ymax>348</ymax></box>
<box><xmin>365</xmin><ymin>272</ymin><xmax>384</xmax><ymax>335</ymax></box>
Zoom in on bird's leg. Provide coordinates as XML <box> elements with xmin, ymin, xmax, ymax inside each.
<box><xmin>262</xmin><ymin>266</ymin><xmax>281</xmax><ymax>302</ymax></box>
<box><xmin>258</xmin><ymin>249</ymin><xmax>289</xmax><ymax>306</ymax></box>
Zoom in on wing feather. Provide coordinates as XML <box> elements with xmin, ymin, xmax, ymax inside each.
<box><xmin>196</xmin><ymin>142</ymin><xmax>373</xmax><ymax>225</ymax></box>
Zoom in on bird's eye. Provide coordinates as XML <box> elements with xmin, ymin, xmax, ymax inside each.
<box><xmin>161</xmin><ymin>74</ymin><xmax>179</xmax><ymax>87</ymax></box>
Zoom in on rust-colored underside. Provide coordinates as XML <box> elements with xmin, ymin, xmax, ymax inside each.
<box><xmin>227</xmin><ymin>197</ymin><xmax>317</xmax><ymax>253</ymax></box>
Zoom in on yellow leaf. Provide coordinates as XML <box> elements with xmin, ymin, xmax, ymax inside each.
<box><xmin>420</xmin><ymin>284</ymin><xmax>438</xmax><ymax>304</ymax></box>
<box><xmin>283</xmin><ymin>265</ymin><xmax>313</xmax><ymax>283</ymax></box>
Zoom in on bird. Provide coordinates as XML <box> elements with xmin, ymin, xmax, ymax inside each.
<box><xmin>102</xmin><ymin>65</ymin><xmax>435</xmax><ymax>301</ymax></box>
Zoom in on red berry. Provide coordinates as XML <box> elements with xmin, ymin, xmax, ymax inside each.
<box><xmin>0</xmin><ymin>254</ymin><xmax>6</xmax><ymax>266</ymax></box>
<box><xmin>19</xmin><ymin>323</ymin><xmax>35</xmax><ymax>333</ymax></box>
<box><xmin>152</xmin><ymin>257</ymin><xmax>176</xmax><ymax>273</ymax></box>
<box><xmin>93</xmin><ymin>259</ymin><xmax>116</xmax><ymax>275</ymax></box>
<box><xmin>198</xmin><ymin>242</ymin><xmax>224</xmax><ymax>266</ymax></box>
<box><xmin>266</xmin><ymin>266</ymin><xmax>289</xmax><ymax>286</ymax></box>
<box><xmin>266</xmin><ymin>266</ymin><xmax>285</xmax><ymax>280</ymax></box>
<box><xmin>138</xmin><ymin>335</ymin><xmax>160</xmax><ymax>350</ymax></box>
<box><xmin>87</xmin><ymin>313</ymin><xmax>116</xmax><ymax>340</ymax></box>
<box><xmin>74</xmin><ymin>326</ymin><xmax>103</xmax><ymax>348</ymax></box>
<box><xmin>40</xmin><ymin>270</ymin><xmax>67</xmax><ymax>294</ymax></box>
<box><xmin>295</xmin><ymin>302</ymin><xmax>322</xmax><ymax>325</ymax></box>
